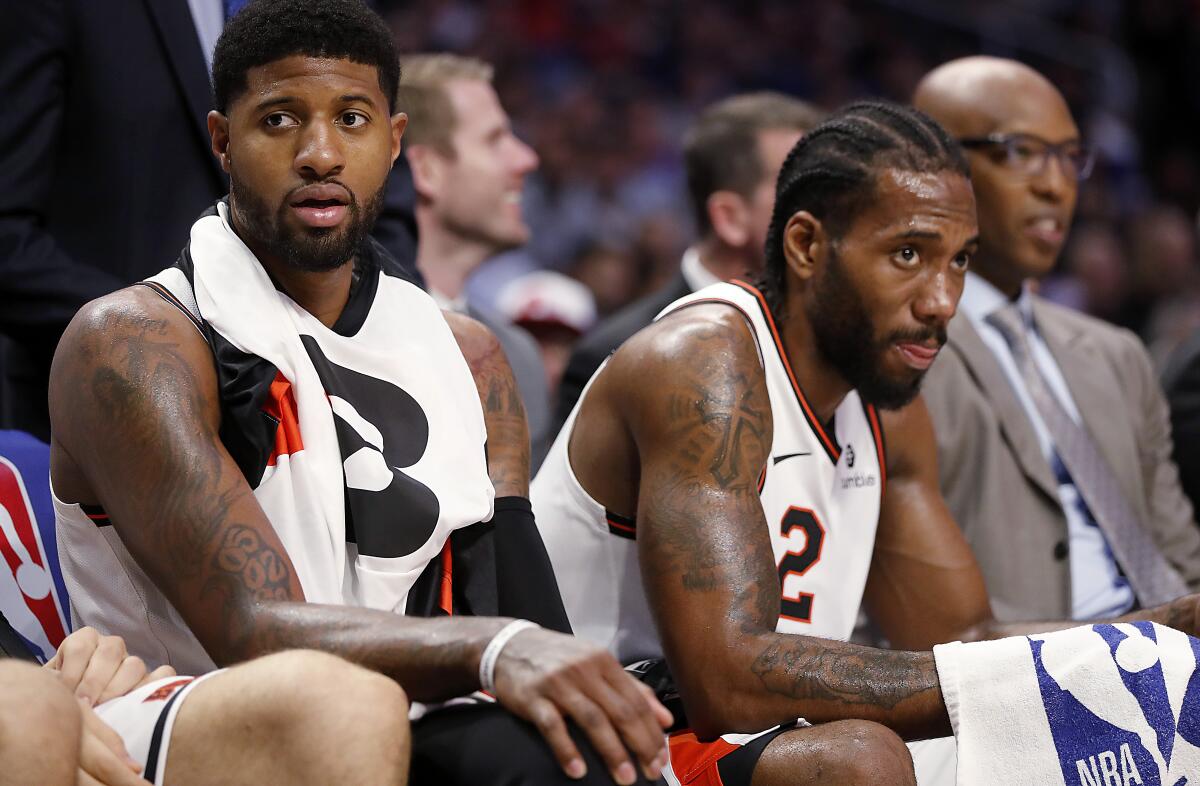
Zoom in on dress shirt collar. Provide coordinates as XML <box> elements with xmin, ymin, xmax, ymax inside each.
<box><xmin>960</xmin><ymin>271</ymin><xmax>1036</xmax><ymax>331</ymax></box>
<box><xmin>680</xmin><ymin>247</ymin><xmax>723</xmax><ymax>292</ymax></box>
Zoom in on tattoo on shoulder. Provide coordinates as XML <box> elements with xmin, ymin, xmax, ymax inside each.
<box><xmin>641</xmin><ymin>319</ymin><xmax>775</xmax><ymax>608</ymax></box>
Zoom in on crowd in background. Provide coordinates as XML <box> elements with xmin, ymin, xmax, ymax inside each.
<box><xmin>371</xmin><ymin>0</ymin><xmax>1200</xmax><ymax>386</ymax></box>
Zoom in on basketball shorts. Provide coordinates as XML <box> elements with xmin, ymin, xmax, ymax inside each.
<box><xmin>94</xmin><ymin>671</ymin><xmax>221</xmax><ymax>784</ymax></box>
<box><xmin>630</xmin><ymin>659</ymin><xmax>958</xmax><ymax>786</ymax></box>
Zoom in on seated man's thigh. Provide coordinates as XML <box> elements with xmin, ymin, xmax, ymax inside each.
<box><xmin>163</xmin><ymin>650</ymin><xmax>409</xmax><ymax>786</ymax></box>
<box><xmin>411</xmin><ymin>703</ymin><xmax>661</xmax><ymax>786</ymax></box>
<box><xmin>0</xmin><ymin>661</ymin><xmax>80</xmax><ymax>786</ymax></box>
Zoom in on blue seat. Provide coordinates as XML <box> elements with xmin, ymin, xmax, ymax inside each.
<box><xmin>0</xmin><ymin>430</ymin><xmax>71</xmax><ymax>661</ymax></box>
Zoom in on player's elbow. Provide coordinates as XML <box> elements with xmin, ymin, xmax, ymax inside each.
<box><xmin>678</xmin><ymin>678</ymin><xmax>768</xmax><ymax>739</ymax></box>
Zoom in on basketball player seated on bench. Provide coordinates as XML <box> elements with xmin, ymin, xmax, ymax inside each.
<box><xmin>1</xmin><ymin>624</ymin><xmax>406</xmax><ymax>786</ymax></box>
<box><xmin>531</xmin><ymin>101</ymin><xmax>1200</xmax><ymax>786</ymax></box>
<box><xmin>45</xmin><ymin>1</ymin><xmax>669</xmax><ymax>785</ymax></box>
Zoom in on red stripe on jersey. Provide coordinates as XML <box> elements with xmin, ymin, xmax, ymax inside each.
<box><xmin>729</xmin><ymin>279</ymin><xmax>841</xmax><ymax>464</ymax></box>
<box><xmin>667</xmin><ymin>730</ymin><xmax>738</xmax><ymax>785</ymax></box>
<box><xmin>263</xmin><ymin>372</ymin><xmax>304</xmax><ymax>466</ymax></box>
<box><xmin>438</xmin><ymin>542</ymin><xmax>453</xmax><ymax>616</ymax></box>
<box><xmin>866</xmin><ymin>404</ymin><xmax>887</xmax><ymax>496</ymax></box>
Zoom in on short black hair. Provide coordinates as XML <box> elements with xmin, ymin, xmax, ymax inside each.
<box><xmin>212</xmin><ymin>0</ymin><xmax>400</xmax><ymax>115</ymax></box>
<box><xmin>759</xmin><ymin>101</ymin><xmax>969</xmax><ymax>318</ymax></box>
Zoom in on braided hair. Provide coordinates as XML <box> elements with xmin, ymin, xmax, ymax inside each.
<box><xmin>758</xmin><ymin>101</ymin><xmax>969</xmax><ymax>319</ymax></box>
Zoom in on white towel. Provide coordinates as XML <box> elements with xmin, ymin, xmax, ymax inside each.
<box><xmin>188</xmin><ymin>201</ymin><xmax>493</xmax><ymax>612</ymax></box>
<box><xmin>935</xmin><ymin>622</ymin><xmax>1200</xmax><ymax>785</ymax></box>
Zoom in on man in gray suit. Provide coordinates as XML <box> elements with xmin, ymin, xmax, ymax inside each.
<box><xmin>401</xmin><ymin>54</ymin><xmax>553</xmax><ymax>469</ymax></box>
<box><xmin>915</xmin><ymin>57</ymin><xmax>1200</xmax><ymax>621</ymax></box>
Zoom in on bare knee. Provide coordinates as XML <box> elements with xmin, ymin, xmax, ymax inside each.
<box><xmin>0</xmin><ymin>662</ymin><xmax>80</xmax><ymax>786</ymax></box>
<box><xmin>755</xmin><ymin>720</ymin><xmax>915</xmax><ymax>786</ymax></box>
<box><xmin>167</xmin><ymin>650</ymin><xmax>409</xmax><ymax>786</ymax></box>
<box><xmin>249</xmin><ymin>651</ymin><xmax>410</xmax><ymax>783</ymax></box>
<box><xmin>817</xmin><ymin>721</ymin><xmax>914</xmax><ymax>786</ymax></box>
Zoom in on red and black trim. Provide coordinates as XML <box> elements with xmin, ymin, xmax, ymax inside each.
<box><xmin>134</xmin><ymin>280</ymin><xmax>205</xmax><ymax>335</ymax></box>
<box><xmin>862</xmin><ymin>401</ymin><xmax>887</xmax><ymax>497</ymax></box>
<box><xmin>606</xmin><ymin>509</ymin><xmax>637</xmax><ymax>540</ymax></box>
<box><xmin>729</xmin><ymin>279</ymin><xmax>841</xmax><ymax>464</ymax></box>
<box><xmin>80</xmin><ymin>503</ymin><xmax>112</xmax><ymax>528</ymax></box>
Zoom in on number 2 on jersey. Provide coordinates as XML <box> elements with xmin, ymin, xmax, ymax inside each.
<box><xmin>777</xmin><ymin>506</ymin><xmax>826</xmax><ymax>623</ymax></box>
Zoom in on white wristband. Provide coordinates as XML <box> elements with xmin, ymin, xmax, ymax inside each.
<box><xmin>479</xmin><ymin>619</ymin><xmax>539</xmax><ymax>694</ymax></box>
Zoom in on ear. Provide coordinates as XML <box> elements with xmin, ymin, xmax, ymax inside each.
<box><xmin>406</xmin><ymin>144</ymin><xmax>448</xmax><ymax>201</ymax></box>
<box><xmin>389</xmin><ymin>112</ymin><xmax>408</xmax><ymax>166</ymax></box>
<box><xmin>782</xmin><ymin>210</ymin><xmax>826</xmax><ymax>282</ymax></box>
<box><xmin>208</xmin><ymin>111</ymin><xmax>231</xmax><ymax>173</ymax></box>
<box><xmin>706</xmin><ymin>191</ymin><xmax>751</xmax><ymax>248</ymax></box>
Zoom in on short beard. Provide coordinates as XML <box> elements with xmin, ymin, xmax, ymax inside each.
<box><xmin>807</xmin><ymin>246</ymin><xmax>945</xmax><ymax>410</ymax></box>
<box><xmin>229</xmin><ymin>176</ymin><xmax>385</xmax><ymax>273</ymax></box>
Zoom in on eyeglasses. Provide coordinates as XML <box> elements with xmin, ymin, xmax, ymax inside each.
<box><xmin>958</xmin><ymin>133</ymin><xmax>1096</xmax><ymax>182</ymax></box>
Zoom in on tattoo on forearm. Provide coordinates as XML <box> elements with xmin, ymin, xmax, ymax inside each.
<box><xmin>749</xmin><ymin>638</ymin><xmax>940</xmax><ymax>711</ymax></box>
<box><xmin>214</xmin><ymin>525</ymin><xmax>291</xmax><ymax>601</ymax></box>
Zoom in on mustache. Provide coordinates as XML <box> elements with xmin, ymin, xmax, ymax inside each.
<box><xmin>887</xmin><ymin>325</ymin><xmax>948</xmax><ymax>347</ymax></box>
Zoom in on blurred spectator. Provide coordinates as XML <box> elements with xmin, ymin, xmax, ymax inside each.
<box><xmin>497</xmin><ymin>271</ymin><xmax>598</xmax><ymax>397</ymax></box>
<box><xmin>1128</xmin><ymin>206</ymin><xmax>1200</xmax><ymax>364</ymax></box>
<box><xmin>1047</xmin><ymin>223</ymin><xmax>1130</xmax><ymax>325</ymax></box>
<box><xmin>554</xmin><ymin>91</ymin><xmax>822</xmax><ymax>430</ymax></box>
<box><xmin>570</xmin><ymin>243</ymin><xmax>638</xmax><ymax>317</ymax></box>
<box><xmin>401</xmin><ymin>53</ymin><xmax>555</xmax><ymax>467</ymax></box>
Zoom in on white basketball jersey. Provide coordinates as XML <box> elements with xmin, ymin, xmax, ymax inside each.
<box><xmin>532</xmin><ymin>280</ymin><xmax>886</xmax><ymax>665</ymax></box>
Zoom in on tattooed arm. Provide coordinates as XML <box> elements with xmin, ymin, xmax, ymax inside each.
<box><xmin>50</xmin><ymin>289</ymin><xmax>671</xmax><ymax>782</ymax></box>
<box><xmin>865</xmin><ymin>399</ymin><xmax>1200</xmax><ymax>648</ymax></box>
<box><xmin>445</xmin><ymin>311</ymin><xmax>530</xmax><ymax>497</ymax></box>
<box><xmin>593</xmin><ymin>306</ymin><xmax>948</xmax><ymax>740</ymax></box>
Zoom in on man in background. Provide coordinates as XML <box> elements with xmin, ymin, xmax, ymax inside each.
<box><xmin>400</xmin><ymin>54</ymin><xmax>554</xmax><ymax>468</ymax></box>
<box><xmin>555</xmin><ymin>92</ymin><xmax>822</xmax><ymax>427</ymax></box>
<box><xmin>915</xmin><ymin>56</ymin><xmax>1200</xmax><ymax>621</ymax></box>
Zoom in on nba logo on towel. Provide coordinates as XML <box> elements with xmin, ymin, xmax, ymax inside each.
<box><xmin>0</xmin><ymin>457</ymin><xmax>70</xmax><ymax>658</ymax></box>
<box><xmin>1031</xmin><ymin>622</ymin><xmax>1200</xmax><ymax>785</ymax></box>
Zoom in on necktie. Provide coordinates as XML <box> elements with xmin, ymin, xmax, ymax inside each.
<box><xmin>224</xmin><ymin>0</ymin><xmax>249</xmax><ymax>21</ymax></box>
<box><xmin>986</xmin><ymin>303</ymin><xmax>1189</xmax><ymax>607</ymax></box>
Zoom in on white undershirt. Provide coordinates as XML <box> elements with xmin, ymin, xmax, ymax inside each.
<box><xmin>958</xmin><ymin>272</ymin><xmax>1134</xmax><ymax>619</ymax></box>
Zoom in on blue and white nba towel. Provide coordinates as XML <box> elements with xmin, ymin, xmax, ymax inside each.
<box><xmin>935</xmin><ymin>622</ymin><xmax>1200</xmax><ymax>785</ymax></box>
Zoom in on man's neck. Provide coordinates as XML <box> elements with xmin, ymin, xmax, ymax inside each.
<box><xmin>415</xmin><ymin>217</ymin><xmax>491</xmax><ymax>302</ymax></box>
<box><xmin>695</xmin><ymin>237</ymin><xmax>756</xmax><ymax>283</ymax></box>
<box><xmin>258</xmin><ymin>255</ymin><xmax>356</xmax><ymax>329</ymax></box>
<box><xmin>779</xmin><ymin>300</ymin><xmax>852</xmax><ymax>426</ymax></box>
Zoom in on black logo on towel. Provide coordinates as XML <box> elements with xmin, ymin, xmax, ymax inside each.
<box><xmin>302</xmin><ymin>337</ymin><xmax>440</xmax><ymax>558</ymax></box>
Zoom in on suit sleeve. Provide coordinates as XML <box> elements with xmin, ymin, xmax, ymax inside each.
<box><xmin>0</xmin><ymin>0</ymin><xmax>125</xmax><ymax>340</ymax></box>
<box><xmin>1164</xmin><ymin>335</ymin><xmax>1200</xmax><ymax>516</ymax></box>
<box><xmin>1124</xmin><ymin>330</ymin><xmax>1200</xmax><ymax>591</ymax></box>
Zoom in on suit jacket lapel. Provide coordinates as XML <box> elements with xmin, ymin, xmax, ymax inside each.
<box><xmin>142</xmin><ymin>0</ymin><xmax>225</xmax><ymax>182</ymax></box>
<box><xmin>946</xmin><ymin>315</ymin><xmax>1060</xmax><ymax>501</ymax></box>
<box><xmin>1032</xmin><ymin>299</ymin><xmax>1138</xmax><ymax>488</ymax></box>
